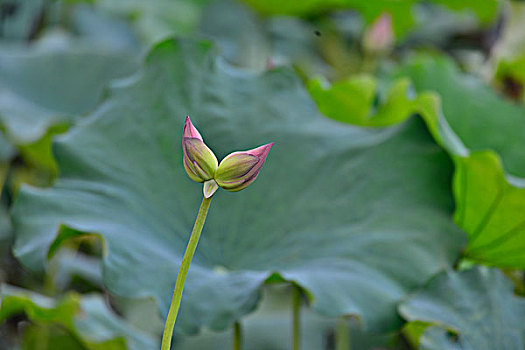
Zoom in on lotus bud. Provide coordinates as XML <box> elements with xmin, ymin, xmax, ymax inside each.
<box><xmin>182</xmin><ymin>116</ymin><xmax>218</xmax><ymax>183</ymax></box>
<box><xmin>362</xmin><ymin>13</ymin><xmax>394</xmax><ymax>55</ymax></box>
<box><xmin>203</xmin><ymin>179</ymin><xmax>219</xmax><ymax>198</ymax></box>
<box><xmin>214</xmin><ymin>143</ymin><xmax>274</xmax><ymax>192</ymax></box>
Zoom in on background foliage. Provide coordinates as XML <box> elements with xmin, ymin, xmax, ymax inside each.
<box><xmin>0</xmin><ymin>0</ymin><xmax>524</xmax><ymax>349</ymax></box>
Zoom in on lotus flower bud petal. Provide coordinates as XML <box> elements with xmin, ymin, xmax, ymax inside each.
<box><xmin>215</xmin><ymin>143</ymin><xmax>273</xmax><ymax>192</ymax></box>
<box><xmin>182</xmin><ymin>117</ymin><xmax>218</xmax><ymax>182</ymax></box>
<box><xmin>203</xmin><ymin>179</ymin><xmax>219</xmax><ymax>198</ymax></box>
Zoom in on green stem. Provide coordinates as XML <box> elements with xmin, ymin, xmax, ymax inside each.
<box><xmin>336</xmin><ymin>317</ymin><xmax>350</xmax><ymax>350</ymax></box>
<box><xmin>161</xmin><ymin>196</ymin><xmax>213</xmax><ymax>350</ymax></box>
<box><xmin>292</xmin><ymin>285</ymin><xmax>301</xmax><ymax>350</ymax></box>
<box><xmin>232</xmin><ymin>321</ymin><xmax>242</xmax><ymax>350</ymax></box>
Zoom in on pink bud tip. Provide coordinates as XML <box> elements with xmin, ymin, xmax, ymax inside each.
<box><xmin>183</xmin><ymin>116</ymin><xmax>203</xmax><ymax>141</ymax></box>
<box><xmin>182</xmin><ymin>116</ymin><xmax>218</xmax><ymax>183</ymax></box>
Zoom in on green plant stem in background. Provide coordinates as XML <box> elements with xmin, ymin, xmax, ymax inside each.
<box><xmin>232</xmin><ymin>321</ymin><xmax>242</xmax><ymax>350</ymax></box>
<box><xmin>336</xmin><ymin>317</ymin><xmax>351</xmax><ymax>350</ymax></box>
<box><xmin>161</xmin><ymin>196</ymin><xmax>213</xmax><ymax>350</ymax></box>
<box><xmin>292</xmin><ymin>285</ymin><xmax>301</xmax><ymax>350</ymax></box>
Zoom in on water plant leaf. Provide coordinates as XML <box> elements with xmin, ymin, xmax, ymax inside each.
<box><xmin>0</xmin><ymin>285</ymin><xmax>158</xmax><ymax>349</ymax></box>
<box><xmin>396</xmin><ymin>55</ymin><xmax>525</xmax><ymax>268</ymax></box>
<box><xmin>0</xmin><ymin>35</ymin><xmax>139</xmax><ymax>144</ymax></box>
<box><xmin>0</xmin><ymin>0</ymin><xmax>44</xmax><ymax>42</ymax></box>
<box><xmin>176</xmin><ymin>285</ymin><xmax>401</xmax><ymax>349</ymax></box>
<box><xmin>12</xmin><ymin>39</ymin><xmax>464</xmax><ymax>334</ymax></box>
<box><xmin>399</xmin><ymin>267</ymin><xmax>525</xmax><ymax>350</ymax></box>
<box><xmin>310</xmin><ymin>54</ymin><xmax>525</xmax><ymax>268</ymax></box>
<box><xmin>97</xmin><ymin>0</ymin><xmax>210</xmax><ymax>44</ymax></box>
<box><xmin>394</xmin><ymin>54</ymin><xmax>525</xmax><ymax>177</ymax></box>
<box><xmin>239</xmin><ymin>0</ymin><xmax>498</xmax><ymax>36</ymax></box>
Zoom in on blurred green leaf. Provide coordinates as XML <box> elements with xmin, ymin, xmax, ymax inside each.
<box><xmin>492</xmin><ymin>2</ymin><xmax>525</xmax><ymax>71</ymax></box>
<box><xmin>394</xmin><ymin>54</ymin><xmax>525</xmax><ymax>268</ymax></box>
<box><xmin>399</xmin><ymin>267</ymin><xmax>525</xmax><ymax>350</ymax></box>
<box><xmin>0</xmin><ymin>0</ymin><xmax>44</xmax><ymax>42</ymax></box>
<box><xmin>96</xmin><ymin>0</ymin><xmax>210</xmax><ymax>44</ymax></box>
<box><xmin>393</xmin><ymin>54</ymin><xmax>525</xmax><ymax>177</ymax></box>
<box><xmin>402</xmin><ymin>320</ymin><xmax>432</xmax><ymax>349</ymax></box>
<box><xmin>175</xmin><ymin>285</ymin><xmax>406</xmax><ymax>350</ymax></box>
<box><xmin>309</xmin><ymin>76</ymin><xmax>439</xmax><ymax>127</ymax></box>
<box><xmin>76</xmin><ymin>295</ymin><xmax>158</xmax><ymax>350</ymax></box>
<box><xmin>308</xmin><ymin>75</ymin><xmax>376</xmax><ymax>124</ymax></box>
<box><xmin>12</xmin><ymin>39</ymin><xmax>465</xmax><ymax>334</ymax></box>
<box><xmin>497</xmin><ymin>54</ymin><xmax>525</xmax><ymax>82</ymax></box>
<box><xmin>70</xmin><ymin>3</ymin><xmax>140</xmax><ymax>52</ymax></box>
<box><xmin>21</xmin><ymin>323</ymin><xmax>88</xmax><ymax>350</ymax></box>
<box><xmin>431</xmin><ymin>0</ymin><xmax>500</xmax><ymax>24</ymax></box>
<box><xmin>310</xmin><ymin>54</ymin><xmax>525</xmax><ymax>269</ymax></box>
<box><xmin>0</xmin><ymin>285</ymin><xmax>158</xmax><ymax>349</ymax></box>
<box><xmin>199</xmin><ymin>0</ymin><xmax>269</xmax><ymax>71</ymax></box>
<box><xmin>240</xmin><ymin>0</ymin><xmax>499</xmax><ymax>36</ymax></box>
<box><xmin>175</xmin><ymin>285</ymin><xmax>336</xmax><ymax>350</ymax></box>
<box><xmin>199</xmin><ymin>0</ymin><xmax>329</xmax><ymax>76</ymax></box>
<box><xmin>0</xmin><ymin>285</ymin><xmax>78</xmax><ymax>328</ymax></box>
<box><xmin>453</xmin><ymin>152</ymin><xmax>525</xmax><ymax>267</ymax></box>
<box><xmin>495</xmin><ymin>55</ymin><xmax>525</xmax><ymax>101</ymax></box>
<box><xmin>0</xmin><ymin>33</ymin><xmax>139</xmax><ymax>144</ymax></box>
<box><xmin>49</xmin><ymin>249</ymin><xmax>103</xmax><ymax>293</ymax></box>
<box><xmin>0</xmin><ymin>131</ymin><xmax>15</xmax><ymax>162</ymax></box>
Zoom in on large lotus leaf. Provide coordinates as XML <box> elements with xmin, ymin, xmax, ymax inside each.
<box><xmin>310</xmin><ymin>57</ymin><xmax>525</xmax><ymax>268</ymax></box>
<box><xmin>399</xmin><ymin>267</ymin><xmax>525</xmax><ymax>350</ymax></box>
<box><xmin>0</xmin><ymin>285</ymin><xmax>157</xmax><ymax>349</ymax></box>
<box><xmin>393</xmin><ymin>54</ymin><xmax>525</xmax><ymax>177</ymax></box>
<box><xmin>0</xmin><ymin>34</ymin><xmax>139</xmax><ymax>144</ymax></box>
<box><xmin>453</xmin><ymin>152</ymin><xmax>525</xmax><ymax>267</ymax></box>
<box><xmin>393</xmin><ymin>54</ymin><xmax>525</xmax><ymax>268</ymax></box>
<box><xmin>12</xmin><ymin>39</ymin><xmax>464</xmax><ymax>334</ymax></box>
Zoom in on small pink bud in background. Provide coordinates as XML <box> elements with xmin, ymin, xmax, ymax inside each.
<box><xmin>214</xmin><ymin>143</ymin><xmax>274</xmax><ymax>192</ymax></box>
<box><xmin>363</xmin><ymin>13</ymin><xmax>395</xmax><ymax>55</ymax></box>
<box><xmin>182</xmin><ymin>116</ymin><xmax>218</xmax><ymax>183</ymax></box>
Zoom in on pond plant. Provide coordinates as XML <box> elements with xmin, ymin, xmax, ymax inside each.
<box><xmin>2</xmin><ymin>1</ymin><xmax>525</xmax><ymax>349</ymax></box>
<box><xmin>161</xmin><ymin>117</ymin><xmax>273</xmax><ymax>350</ymax></box>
